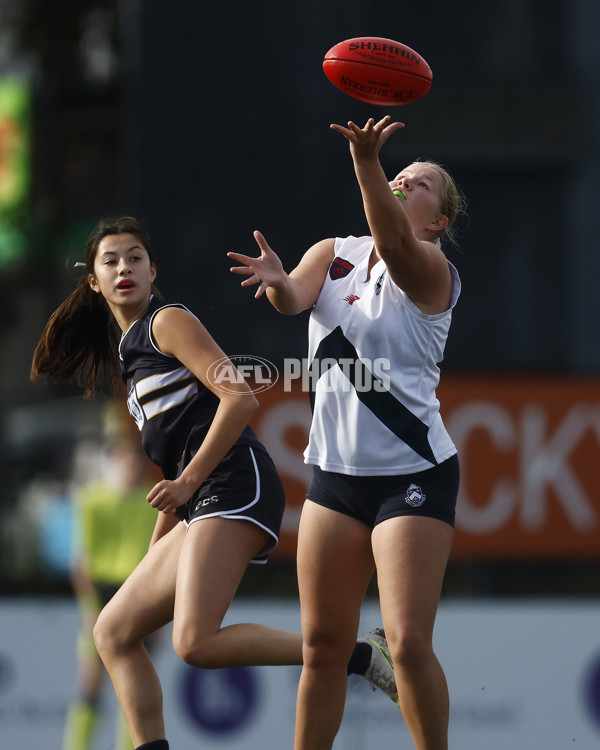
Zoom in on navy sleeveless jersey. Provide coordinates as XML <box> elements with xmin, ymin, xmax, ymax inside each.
<box><xmin>119</xmin><ymin>296</ymin><xmax>264</xmax><ymax>479</ymax></box>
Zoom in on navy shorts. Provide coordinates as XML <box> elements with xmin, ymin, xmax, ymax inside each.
<box><xmin>306</xmin><ymin>454</ymin><xmax>459</xmax><ymax>528</ymax></box>
<box><xmin>174</xmin><ymin>445</ymin><xmax>286</xmax><ymax>564</ymax></box>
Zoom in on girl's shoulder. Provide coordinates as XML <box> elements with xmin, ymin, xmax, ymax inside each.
<box><xmin>334</xmin><ymin>235</ymin><xmax>374</xmax><ymax>261</ymax></box>
<box><xmin>120</xmin><ymin>298</ymin><xmax>189</xmax><ymax>364</ymax></box>
<box><xmin>147</xmin><ymin>295</ymin><xmax>188</xmax><ymax>318</ymax></box>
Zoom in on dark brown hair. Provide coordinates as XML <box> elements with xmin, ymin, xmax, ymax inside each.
<box><xmin>31</xmin><ymin>216</ymin><xmax>156</xmax><ymax>398</ymax></box>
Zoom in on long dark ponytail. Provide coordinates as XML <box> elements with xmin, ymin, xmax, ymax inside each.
<box><xmin>31</xmin><ymin>216</ymin><xmax>156</xmax><ymax>398</ymax></box>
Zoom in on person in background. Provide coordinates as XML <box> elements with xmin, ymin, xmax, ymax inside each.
<box><xmin>63</xmin><ymin>432</ymin><xmax>158</xmax><ymax>750</ymax></box>
<box><xmin>228</xmin><ymin>115</ymin><xmax>465</xmax><ymax>750</ymax></box>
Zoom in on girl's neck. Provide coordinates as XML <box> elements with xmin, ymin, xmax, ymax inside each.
<box><xmin>108</xmin><ymin>297</ymin><xmax>151</xmax><ymax>332</ymax></box>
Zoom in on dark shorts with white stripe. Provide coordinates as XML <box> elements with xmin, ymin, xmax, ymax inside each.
<box><xmin>174</xmin><ymin>445</ymin><xmax>286</xmax><ymax>563</ymax></box>
<box><xmin>306</xmin><ymin>454</ymin><xmax>459</xmax><ymax>528</ymax></box>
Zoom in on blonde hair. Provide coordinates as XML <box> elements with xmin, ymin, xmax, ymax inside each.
<box><xmin>411</xmin><ymin>159</ymin><xmax>466</xmax><ymax>247</ymax></box>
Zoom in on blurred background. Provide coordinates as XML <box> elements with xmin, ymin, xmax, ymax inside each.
<box><xmin>1</xmin><ymin>0</ymin><xmax>600</xmax><ymax>747</ymax></box>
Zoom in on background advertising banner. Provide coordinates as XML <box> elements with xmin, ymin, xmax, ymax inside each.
<box><xmin>249</xmin><ymin>377</ymin><xmax>600</xmax><ymax>561</ymax></box>
<box><xmin>1</xmin><ymin>599</ymin><xmax>600</xmax><ymax>749</ymax></box>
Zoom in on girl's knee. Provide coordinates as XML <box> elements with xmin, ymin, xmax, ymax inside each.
<box><xmin>302</xmin><ymin>628</ymin><xmax>354</xmax><ymax>670</ymax></box>
<box><xmin>388</xmin><ymin>627</ymin><xmax>434</xmax><ymax>671</ymax></box>
<box><xmin>92</xmin><ymin>609</ymin><xmax>115</xmax><ymax>656</ymax></box>
<box><xmin>172</xmin><ymin>629</ymin><xmax>216</xmax><ymax>668</ymax></box>
<box><xmin>93</xmin><ymin>607</ymin><xmax>135</xmax><ymax>657</ymax></box>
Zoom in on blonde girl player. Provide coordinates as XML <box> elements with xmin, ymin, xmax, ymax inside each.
<box><xmin>228</xmin><ymin>116</ymin><xmax>465</xmax><ymax>750</ymax></box>
<box><xmin>31</xmin><ymin>216</ymin><xmax>396</xmax><ymax>750</ymax></box>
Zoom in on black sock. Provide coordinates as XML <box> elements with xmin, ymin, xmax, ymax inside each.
<box><xmin>135</xmin><ymin>741</ymin><xmax>169</xmax><ymax>750</ymax></box>
<box><xmin>347</xmin><ymin>641</ymin><xmax>372</xmax><ymax>676</ymax></box>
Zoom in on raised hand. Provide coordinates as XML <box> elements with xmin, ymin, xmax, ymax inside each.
<box><xmin>227</xmin><ymin>230</ymin><xmax>286</xmax><ymax>299</ymax></box>
<box><xmin>330</xmin><ymin>116</ymin><xmax>405</xmax><ymax>163</ymax></box>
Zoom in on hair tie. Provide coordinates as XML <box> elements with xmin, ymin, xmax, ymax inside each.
<box><xmin>74</xmin><ymin>262</ymin><xmax>86</xmax><ymax>268</ymax></box>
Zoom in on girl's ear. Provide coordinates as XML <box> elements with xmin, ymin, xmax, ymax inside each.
<box><xmin>429</xmin><ymin>214</ymin><xmax>449</xmax><ymax>232</ymax></box>
<box><xmin>88</xmin><ymin>273</ymin><xmax>101</xmax><ymax>294</ymax></box>
<box><xmin>151</xmin><ymin>263</ymin><xmax>157</xmax><ymax>283</ymax></box>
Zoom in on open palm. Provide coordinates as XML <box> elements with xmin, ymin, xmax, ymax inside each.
<box><xmin>227</xmin><ymin>230</ymin><xmax>285</xmax><ymax>299</ymax></box>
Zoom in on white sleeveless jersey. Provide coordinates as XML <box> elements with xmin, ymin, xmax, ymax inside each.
<box><xmin>303</xmin><ymin>235</ymin><xmax>461</xmax><ymax>475</ymax></box>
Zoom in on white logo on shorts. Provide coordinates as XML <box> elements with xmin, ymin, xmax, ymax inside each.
<box><xmin>405</xmin><ymin>483</ymin><xmax>426</xmax><ymax>508</ymax></box>
<box><xmin>194</xmin><ymin>495</ymin><xmax>220</xmax><ymax>512</ymax></box>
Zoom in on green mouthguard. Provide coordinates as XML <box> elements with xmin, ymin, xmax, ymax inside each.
<box><xmin>393</xmin><ymin>189</ymin><xmax>406</xmax><ymax>200</ymax></box>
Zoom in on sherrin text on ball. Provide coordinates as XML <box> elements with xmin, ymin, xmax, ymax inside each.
<box><xmin>323</xmin><ymin>36</ymin><xmax>432</xmax><ymax>105</ymax></box>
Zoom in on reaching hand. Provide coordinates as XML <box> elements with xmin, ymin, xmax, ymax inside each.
<box><xmin>227</xmin><ymin>230</ymin><xmax>286</xmax><ymax>299</ymax></box>
<box><xmin>330</xmin><ymin>116</ymin><xmax>405</xmax><ymax>163</ymax></box>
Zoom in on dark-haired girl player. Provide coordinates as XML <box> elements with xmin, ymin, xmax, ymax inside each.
<box><xmin>31</xmin><ymin>216</ymin><xmax>397</xmax><ymax>750</ymax></box>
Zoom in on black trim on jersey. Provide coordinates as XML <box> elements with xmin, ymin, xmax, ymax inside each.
<box><xmin>309</xmin><ymin>326</ymin><xmax>438</xmax><ymax>466</ymax></box>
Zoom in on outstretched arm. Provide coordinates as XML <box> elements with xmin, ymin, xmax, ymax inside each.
<box><xmin>332</xmin><ymin>116</ymin><xmax>451</xmax><ymax>314</ymax></box>
<box><xmin>228</xmin><ymin>231</ymin><xmax>334</xmax><ymax>315</ymax></box>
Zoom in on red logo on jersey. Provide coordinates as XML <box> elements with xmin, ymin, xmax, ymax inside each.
<box><xmin>343</xmin><ymin>294</ymin><xmax>360</xmax><ymax>305</ymax></box>
<box><xmin>329</xmin><ymin>257</ymin><xmax>355</xmax><ymax>280</ymax></box>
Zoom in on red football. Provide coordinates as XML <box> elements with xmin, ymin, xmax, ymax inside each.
<box><xmin>323</xmin><ymin>37</ymin><xmax>432</xmax><ymax>106</ymax></box>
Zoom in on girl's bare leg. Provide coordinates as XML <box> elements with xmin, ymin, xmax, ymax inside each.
<box><xmin>293</xmin><ymin>501</ymin><xmax>375</xmax><ymax>750</ymax></box>
<box><xmin>171</xmin><ymin>516</ymin><xmax>303</xmax><ymax>667</ymax></box>
<box><xmin>96</xmin><ymin>516</ymin><xmax>304</xmax><ymax>747</ymax></box>
<box><xmin>373</xmin><ymin>516</ymin><xmax>454</xmax><ymax>750</ymax></box>
<box><xmin>93</xmin><ymin>523</ymin><xmax>183</xmax><ymax>746</ymax></box>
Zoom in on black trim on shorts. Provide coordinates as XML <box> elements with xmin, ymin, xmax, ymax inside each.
<box><xmin>306</xmin><ymin>454</ymin><xmax>459</xmax><ymax>528</ymax></box>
